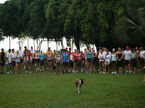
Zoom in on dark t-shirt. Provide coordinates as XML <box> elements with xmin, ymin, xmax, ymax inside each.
<box><xmin>1</xmin><ymin>52</ymin><xmax>5</xmax><ymax>61</ymax></box>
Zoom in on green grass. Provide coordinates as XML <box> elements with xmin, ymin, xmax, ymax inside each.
<box><xmin>0</xmin><ymin>72</ymin><xmax>145</xmax><ymax>108</ymax></box>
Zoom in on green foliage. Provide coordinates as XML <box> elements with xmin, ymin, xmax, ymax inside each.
<box><xmin>0</xmin><ymin>0</ymin><xmax>145</xmax><ymax>49</ymax></box>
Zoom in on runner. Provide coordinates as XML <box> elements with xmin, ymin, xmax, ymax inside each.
<box><xmin>86</xmin><ymin>48</ymin><xmax>93</xmax><ymax>73</ymax></box>
<box><xmin>46</xmin><ymin>47</ymin><xmax>53</xmax><ymax>71</ymax></box>
<box><xmin>62</xmin><ymin>49</ymin><xmax>69</xmax><ymax>73</ymax></box>
<box><xmin>40</xmin><ymin>51</ymin><xmax>45</xmax><ymax>72</ymax></box>
<box><xmin>35</xmin><ymin>50</ymin><xmax>40</xmax><ymax>71</ymax></box>
<box><xmin>15</xmin><ymin>51</ymin><xmax>21</xmax><ymax>73</ymax></box>
<box><xmin>111</xmin><ymin>48</ymin><xmax>117</xmax><ymax>74</ymax></box>
<box><xmin>11</xmin><ymin>49</ymin><xmax>16</xmax><ymax>73</ymax></box>
<box><xmin>73</xmin><ymin>49</ymin><xmax>79</xmax><ymax>73</ymax></box>
<box><xmin>98</xmin><ymin>49</ymin><xmax>105</xmax><ymax>73</ymax></box>
<box><xmin>116</xmin><ymin>47</ymin><xmax>124</xmax><ymax>74</ymax></box>
<box><xmin>26</xmin><ymin>50</ymin><xmax>32</xmax><ymax>73</ymax></box>
<box><xmin>1</xmin><ymin>48</ymin><xmax>5</xmax><ymax>74</ymax></box>
<box><xmin>131</xmin><ymin>49</ymin><xmax>137</xmax><ymax>73</ymax></box>
<box><xmin>19</xmin><ymin>46</ymin><xmax>24</xmax><ymax>72</ymax></box>
<box><xmin>124</xmin><ymin>46</ymin><xmax>131</xmax><ymax>73</ymax></box>
<box><xmin>105</xmin><ymin>49</ymin><xmax>111</xmax><ymax>74</ymax></box>
<box><xmin>55</xmin><ymin>51</ymin><xmax>62</xmax><ymax>74</ymax></box>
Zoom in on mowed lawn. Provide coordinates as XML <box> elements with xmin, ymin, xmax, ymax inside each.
<box><xmin>0</xmin><ymin>72</ymin><xmax>145</xmax><ymax>108</ymax></box>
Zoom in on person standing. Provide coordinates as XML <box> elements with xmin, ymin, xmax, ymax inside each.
<box><xmin>73</xmin><ymin>49</ymin><xmax>79</xmax><ymax>73</ymax></box>
<box><xmin>26</xmin><ymin>50</ymin><xmax>32</xmax><ymax>73</ymax></box>
<box><xmin>62</xmin><ymin>50</ymin><xmax>69</xmax><ymax>73</ymax></box>
<box><xmin>86</xmin><ymin>48</ymin><xmax>93</xmax><ymax>73</ymax></box>
<box><xmin>15</xmin><ymin>51</ymin><xmax>21</xmax><ymax>73</ymax></box>
<box><xmin>40</xmin><ymin>51</ymin><xmax>45</xmax><ymax>72</ymax></box>
<box><xmin>6</xmin><ymin>49</ymin><xmax>12</xmax><ymax>74</ymax></box>
<box><xmin>116</xmin><ymin>47</ymin><xmax>124</xmax><ymax>74</ymax></box>
<box><xmin>1</xmin><ymin>48</ymin><xmax>5</xmax><ymax>74</ymax></box>
<box><xmin>111</xmin><ymin>48</ymin><xmax>117</xmax><ymax>74</ymax></box>
<box><xmin>131</xmin><ymin>49</ymin><xmax>137</xmax><ymax>73</ymax></box>
<box><xmin>11</xmin><ymin>49</ymin><xmax>16</xmax><ymax>73</ymax></box>
<box><xmin>19</xmin><ymin>47</ymin><xmax>24</xmax><ymax>72</ymax></box>
<box><xmin>124</xmin><ymin>46</ymin><xmax>132</xmax><ymax>73</ymax></box>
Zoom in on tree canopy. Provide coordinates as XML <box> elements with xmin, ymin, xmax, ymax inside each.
<box><xmin>0</xmin><ymin>0</ymin><xmax>145</xmax><ymax>49</ymax></box>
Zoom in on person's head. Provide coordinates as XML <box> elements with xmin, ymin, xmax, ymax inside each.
<box><xmin>112</xmin><ymin>48</ymin><xmax>115</xmax><ymax>53</ymax></box>
<box><xmin>57</xmin><ymin>51</ymin><xmax>60</xmax><ymax>55</ymax></box>
<box><xmin>66</xmin><ymin>47</ymin><xmax>68</xmax><ymax>51</ymax></box>
<box><xmin>24</xmin><ymin>46</ymin><xmax>27</xmax><ymax>50</ymax></box>
<box><xmin>64</xmin><ymin>49</ymin><xmax>67</xmax><ymax>53</ymax></box>
<box><xmin>118</xmin><ymin>47</ymin><xmax>121</xmax><ymax>51</ymax></box>
<box><xmin>41</xmin><ymin>51</ymin><xmax>43</xmax><ymax>54</ymax></box>
<box><xmin>139</xmin><ymin>47</ymin><xmax>143</xmax><ymax>51</ymax></box>
<box><xmin>69</xmin><ymin>48</ymin><xmax>71</xmax><ymax>52</ymax></box>
<box><xmin>75</xmin><ymin>49</ymin><xmax>77</xmax><ymax>53</ymax></box>
<box><xmin>1</xmin><ymin>48</ymin><xmax>4</xmax><ymax>52</ymax></box>
<box><xmin>31</xmin><ymin>47</ymin><xmax>33</xmax><ymax>50</ymax></box>
<box><xmin>12</xmin><ymin>49</ymin><xmax>15</xmax><ymax>53</ymax></box>
<box><xmin>48</xmin><ymin>47</ymin><xmax>50</xmax><ymax>51</ymax></box>
<box><xmin>131</xmin><ymin>48</ymin><xmax>135</xmax><ymax>53</ymax></box>
<box><xmin>77</xmin><ymin>49</ymin><xmax>80</xmax><ymax>53</ymax></box>
<box><xmin>8</xmin><ymin>49</ymin><xmax>11</xmax><ymax>53</ymax></box>
<box><xmin>126</xmin><ymin>46</ymin><xmax>129</xmax><ymax>50</ymax></box>
<box><xmin>28</xmin><ymin>50</ymin><xmax>30</xmax><ymax>53</ymax></box>
<box><xmin>17</xmin><ymin>50</ymin><xmax>19</xmax><ymax>54</ymax></box>
<box><xmin>89</xmin><ymin>48</ymin><xmax>91</xmax><ymax>52</ymax></box>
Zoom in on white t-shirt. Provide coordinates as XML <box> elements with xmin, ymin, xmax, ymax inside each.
<box><xmin>142</xmin><ymin>51</ymin><xmax>145</xmax><ymax>58</ymax></box>
<box><xmin>105</xmin><ymin>54</ymin><xmax>111</xmax><ymax>62</ymax></box>
<box><xmin>11</xmin><ymin>53</ymin><xmax>16</xmax><ymax>61</ymax></box>
<box><xmin>140</xmin><ymin>51</ymin><xmax>145</xmax><ymax>58</ymax></box>
<box><xmin>19</xmin><ymin>50</ymin><xmax>23</xmax><ymax>58</ymax></box>
<box><xmin>124</xmin><ymin>50</ymin><xmax>131</xmax><ymax>60</ymax></box>
<box><xmin>70</xmin><ymin>54</ymin><xmax>73</xmax><ymax>61</ymax></box>
<box><xmin>7</xmin><ymin>52</ymin><xmax>12</xmax><ymax>63</ymax></box>
<box><xmin>31</xmin><ymin>50</ymin><xmax>35</xmax><ymax>58</ymax></box>
<box><xmin>98</xmin><ymin>53</ymin><xmax>105</xmax><ymax>61</ymax></box>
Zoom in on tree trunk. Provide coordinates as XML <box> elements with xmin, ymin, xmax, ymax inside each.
<box><xmin>74</xmin><ymin>39</ymin><xmax>80</xmax><ymax>50</ymax></box>
<box><xmin>61</xmin><ymin>38</ymin><xmax>64</xmax><ymax>49</ymax></box>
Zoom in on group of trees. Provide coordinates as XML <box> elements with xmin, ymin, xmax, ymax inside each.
<box><xmin>0</xmin><ymin>0</ymin><xmax>145</xmax><ymax>50</ymax></box>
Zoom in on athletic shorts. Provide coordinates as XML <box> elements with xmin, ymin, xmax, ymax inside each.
<box><xmin>105</xmin><ymin>61</ymin><xmax>109</xmax><ymax>65</ymax></box>
<box><xmin>99</xmin><ymin>61</ymin><xmax>104</xmax><ymax>64</ymax></box>
<box><xmin>27</xmin><ymin>60</ymin><xmax>31</xmax><ymax>64</ymax></box>
<box><xmin>125</xmin><ymin>60</ymin><xmax>130</xmax><ymax>64</ymax></box>
<box><xmin>20</xmin><ymin>59</ymin><xmax>23</xmax><ymax>63</ymax></box>
<box><xmin>32</xmin><ymin>59</ymin><xmax>35</xmax><ymax>64</ymax></box>
<box><xmin>131</xmin><ymin>59</ymin><xmax>137</xmax><ymax>67</ymax></box>
<box><xmin>40</xmin><ymin>60</ymin><xmax>44</xmax><ymax>66</ymax></box>
<box><xmin>16</xmin><ymin>62</ymin><xmax>20</xmax><ymax>64</ymax></box>
<box><xmin>87</xmin><ymin>58</ymin><xmax>92</xmax><ymax>63</ymax></box>
<box><xmin>48</xmin><ymin>60</ymin><xmax>52</xmax><ymax>63</ymax></box>
<box><xmin>93</xmin><ymin>57</ymin><xmax>98</xmax><ymax>63</ymax></box>
<box><xmin>56</xmin><ymin>62</ymin><xmax>61</xmax><ymax>66</ymax></box>
<box><xmin>74</xmin><ymin>60</ymin><xmax>78</xmax><ymax>63</ymax></box>
<box><xmin>69</xmin><ymin>60</ymin><xmax>74</xmax><ymax>68</ymax></box>
<box><xmin>35</xmin><ymin>59</ymin><xmax>40</xmax><ymax>63</ymax></box>
<box><xmin>63</xmin><ymin>62</ymin><xmax>68</xmax><ymax>67</ymax></box>
<box><xmin>111</xmin><ymin>61</ymin><xmax>116</xmax><ymax>64</ymax></box>
<box><xmin>117</xmin><ymin>60</ymin><xmax>122</xmax><ymax>67</ymax></box>
<box><xmin>12</xmin><ymin>61</ymin><xmax>16</xmax><ymax>67</ymax></box>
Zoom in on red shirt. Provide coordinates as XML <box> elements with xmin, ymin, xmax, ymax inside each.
<box><xmin>27</xmin><ymin>53</ymin><xmax>32</xmax><ymax>61</ymax></box>
<box><xmin>73</xmin><ymin>53</ymin><xmax>79</xmax><ymax>60</ymax></box>
<box><xmin>67</xmin><ymin>51</ymin><xmax>72</xmax><ymax>57</ymax></box>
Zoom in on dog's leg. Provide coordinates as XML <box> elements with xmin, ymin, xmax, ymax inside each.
<box><xmin>77</xmin><ymin>87</ymin><xmax>80</xmax><ymax>94</ymax></box>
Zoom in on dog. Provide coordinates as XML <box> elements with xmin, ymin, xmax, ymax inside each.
<box><xmin>75</xmin><ymin>78</ymin><xmax>85</xmax><ymax>94</ymax></box>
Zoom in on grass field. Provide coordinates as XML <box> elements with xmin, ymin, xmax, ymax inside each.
<box><xmin>0</xmin><ymin>72</ymin><xmax>145</xmax><ymax>108</ymax></box>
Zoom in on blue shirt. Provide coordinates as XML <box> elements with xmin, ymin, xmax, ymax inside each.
<box><xmin>62</xmin><ymin>53</ymin><xmax>69</xmax><ymax>62</ymax></box>
<box><xmin>40</xmin><ymin>54</ymin><xmax>44</xmax><ymax>60</ymax></box>
<box><xmin>87</xmin><ymin>52</ymin><xmax>92</xmax><ymax>58</ymax></box>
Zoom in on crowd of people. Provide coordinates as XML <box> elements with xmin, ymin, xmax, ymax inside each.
<box><xmin>0</xmin><ymin>46</ymin><xmax>145</xmax><ymax>75</ymax></box>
